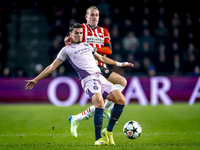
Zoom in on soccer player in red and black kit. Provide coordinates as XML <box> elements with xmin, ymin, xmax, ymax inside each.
<box><xmin>65</xmin><ymin>6</ymin><xmax>130</xmax><ymax>138</ymax></box>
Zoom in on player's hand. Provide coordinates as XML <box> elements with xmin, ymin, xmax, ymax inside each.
<box><xmin>64</xmin><ymin>36</ymin><xmax>72</xmax><ymax>45</ymax></box>
<box><xmin>25</xmin><ymin>79</ymin><xmax>37</xmax><ymax>90</ymax></box>
<box><xmin>122</xmin><ymin>62</ymin><xmax>134</xmax><ymax>67</ymax></box>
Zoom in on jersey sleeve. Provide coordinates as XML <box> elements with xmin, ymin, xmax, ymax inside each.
<box><xmin>88</xmin><ymin>44</ymin><xmax>96</xmax><ymax>54</ymax></box>
<box><xmin>96</xmin><ymin>28</ymin><xmax>112</xmax><ymax>55</ymax></box>
<box><xmin>57</xmin><ymin>47</ymin><xmax>68</xmax><ymax>61</ymax></box>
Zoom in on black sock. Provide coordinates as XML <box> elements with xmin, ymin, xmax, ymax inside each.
<box><xmin>107</xmin><ymin>104</ymin><xmax>124</xmax><ymax>132</ymax></box>
<box><xmin>94</xmin><ymin>108</ymin><xmax>104</xmax><ymax>140</ymax></box>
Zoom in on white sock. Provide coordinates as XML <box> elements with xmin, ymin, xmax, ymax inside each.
<box><xmin>115</xmin><ymin>84</ymin><xmax>125</xmax><ymax>92</ymax></box>
<box><xmin>104</xmin><ymin>100</ymin><xmax>114</xmax><ymax>111</ymax></box>
<box><xmin>74</xmin><ymin>105</ymin><xmax>95</xmax><ymax>123</ymax></box>
<box><xmin>104</xmin><ymin>84</ymin><xmax>125</xmax><ymax>111</ymax></box>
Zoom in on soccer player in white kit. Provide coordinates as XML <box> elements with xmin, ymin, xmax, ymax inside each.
<box><xmin>25</xmin><ymin>23</ymin><xmax>133</xmax><ymax>146</ymax></box>
<box><xmin>65</xmin><ymin>6</ymin><xmax>128</xmax><ymax>138</ymax></box>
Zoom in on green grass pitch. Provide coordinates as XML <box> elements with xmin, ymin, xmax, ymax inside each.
<box><xmin>0</xmin><ymin>103</ymin><xmax>200</xmax><ymax>150</ymax></box>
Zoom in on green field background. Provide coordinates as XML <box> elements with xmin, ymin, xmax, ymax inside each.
<box><xmin>0</xmin><ymin>104</ymin><xmax>200</xmax><ymax>150</ymax></box>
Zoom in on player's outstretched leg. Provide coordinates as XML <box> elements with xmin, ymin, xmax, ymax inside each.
<box><xmin>68</xmin><ymin>105</ymin><xmax>95</xmax><ymax>137</ymax></box>
<box><xmin>103</xmin><ymin>84</ymin><xmax>125</xmax><ymax>123</ymax></box>
<box><xmin>103</xmin><ymin>90</ymin><xmax>126</xmax><ymax>145</ymax></box>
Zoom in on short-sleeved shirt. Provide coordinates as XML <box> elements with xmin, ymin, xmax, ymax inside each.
<box><xmin>57</xmin><ymin>42</ymin><xmax>101</xmax><ymax>80</ymax></box>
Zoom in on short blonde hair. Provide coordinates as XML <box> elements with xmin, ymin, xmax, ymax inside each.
<box><xmin>86</xmin><ymin>6</ymin><xmax>99</xmax><ymax>15</ymax></box>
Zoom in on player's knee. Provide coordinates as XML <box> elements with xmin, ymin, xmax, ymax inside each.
<box><xmin>118</xmin><ymin>76</ymin><xmax>127</xmax><ymax>87</ymax></box>
<box><xmin>121</xmin><ymin>77</ymin><xmax>127</xmax><ymax>87</ymax></box>
<box><xmin>116</xmin><ymin>96</ymin><xmax>126</xmax><ymax>105</ymax></box>
<box><xmin>95</xmin><ymin>102</ymin><xmax>104</xmax><ymax>109</ymax></box>
<box><xmin>93</xmin><ymin>99</ymin><xmax>104</xmax><ymax>109</ymax></box>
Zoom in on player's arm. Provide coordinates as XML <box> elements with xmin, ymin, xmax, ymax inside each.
<box><xmin>25</xmin><ymin>58</ymin><xmax>64</xmax><ymax>90</ymax></box>
<box><xmin>96</xmin><ymin>28</ymin><xmax>112</xmax><ymax>55</ymax></box>
<box><xmin>93</xmin><ymin>51</ymin><xmax>133</xmax><ymax>67</ymax></box>
<box><xmin>96</xmin><ymin>38</ymin><xmax>112</xmax><ymax>55</ymax></box>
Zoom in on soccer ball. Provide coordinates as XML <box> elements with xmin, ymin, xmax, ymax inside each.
<box><xmin>123</xmin><ymin>120</ymin><xmax>142</xmax><ymax>139</ymax></box>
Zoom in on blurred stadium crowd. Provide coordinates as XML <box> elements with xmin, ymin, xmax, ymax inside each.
<box><xmin>0</xmin><ymin>0</ymin><xmax>199</xmax><ymax>77</ymax></box>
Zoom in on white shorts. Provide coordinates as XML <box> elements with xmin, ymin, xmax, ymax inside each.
<box><xmin>81</xmin><ymin>73</ymin><xmax>117</xmax><ymax>99</ymax></box>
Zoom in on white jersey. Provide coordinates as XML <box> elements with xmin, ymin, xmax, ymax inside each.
<box><xmin>57</xmin><ymin>42</ymin><xmax>101</xmax><ymax>80</ymax></box>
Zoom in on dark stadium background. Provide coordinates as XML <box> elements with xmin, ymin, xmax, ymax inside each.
<box><xmin>0</xmin><ymin>0</ymin><xmax>199</xmax><ymax>105</ymax></box>
<box><xmin>0</xmin><ymin>0</ymin><xmax>199</xmax><ymax>77</ymax></box>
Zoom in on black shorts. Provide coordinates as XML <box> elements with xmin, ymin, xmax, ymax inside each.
<box><xmin>98</xmin><ymin>65</ymin><xmax>112</xmax><ymax>79</ymax></box>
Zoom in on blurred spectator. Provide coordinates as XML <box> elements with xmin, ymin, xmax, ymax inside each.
<box><xmin>142</xmin><ymin>7</ymin><xmax>151</xmax><ymax>21</ymax></box>
<box><xmin>185</xmin><ymin>13</ymin><xmax>193</xmax><ymax>30</ymax></box>
<box><xmin>183</xmin><ymin>52</ymin><xmax>197</xmax><ymax>75</ymax></box>
<box><xmin>139</xmin><ymin>28</ymin><xmax>155</xmax><ymax>49</ymax></box>
<box><xmin>57</xmin><ymin>65</ymin><xmax>66</xmax><ymax>76</ymax></box>
<box><xmin>122</xmin><ymin>31</ymin><xmax>139</xmax><ymax>51</ymax></box>
<box><xmin>49</xmin><ymin>35</ymin><xmax>63</xmax><ymax>62</ymax></box>
<box><xmin>127</xmin><ymin>43</ymin><xmax>138</xmax><ymax>56</ymax></box>
<box><xmin>169</xmin><ymin>41</ymin><xmax>181</xmax><ymax>56</ymax></box>
<box><xmin>190</xmin><ymin>65</ymin><xmax>200</xmax><ymax>77</ymax></box>
<box><xmin>141</xmin><ymin>18</ymin><xmax>150</xmax><ymax>31</ymax></box>
<box><xmin>111</xmin><ymin>7</ymin><xmax>123</xmax><ymax>24</ymax></box>
<box><xmin>102</xmin><ymin>17</ymin><xmax>112</xmax><ymax>33</ymax></box>
<box><xmin>154</xmin><ymin>19</ymin><xmax>169</xmax><ymax>45</ymax></box>
<box><xmin>112</xmin><ymin>43</ymin><xmax>123</xmax><ymax>58</ymax></box>
<box><xmin>140</xmin><ymin>41</ymin><xmax>152</xmax><ymax>59</ymax></box>
<box><xmin>97</xmin><ymin>0</ymin><xmax>110</xmax><ymax>17</ymax></box>
<box><xmin>2</xmin><ymin>67</ymin><xmax>11</xmax><ymax>78</ymax></box>
<box><xmin>34</xmin><ymin>64</ymin><xmax>43</xmax><ymax>76</ymax></box>
<box><xmin>171</xmin><ymin>12</ymin><xmax>181</xmax><ymax>28</ymax></box>
<box><xmin>156</xmin><ymin>6</ymin><xmax>166</xmax><ymax>21</ymax></box>
<box><xmin>125</xmin><ymin>53</ymin><xmax>141</xmax><ymax>74</ymax></box>
<box><xmin>68</xmin><ymin>18</ymin><xmax>77</xmax><ymax>28</ymax></box>
<box><xmin>148</xmin><ymin>65</ymin><xmax>156</xmax><ymax>76</ymax></box>
<box><xmin>155</xmin><ymin>53</ymin><xmax>170</xmax><ymax>74</ymax></box>
<box><xmin>154</xmin><ymin>19</ymin><xmax>168</xmax><ymax>36</ymax></box>
<box><xmin>156</xmin><ymin>43</ymin><xmax>166</xmax><ymax>56</ymax></box>
<box><xmin>186</xmin><ymin>31</ymin><xmax>195</xmax><ymax>45</ymax></box>
<box><xmin>171</xmin><ymin>27</ymin><xmax>180</xmax><ymax>43</ymax></box>
<box><xmin>121</xmin><ymin>19</ymin><xmax>138</xmax><ymax>37</ymax></box>
<box><xmin>70</xmin><ymin>7</ymin><xmax>78</xmax><ymax>19</ymax></box>
<box><xmin>110</xmin><ymin>24</ymin><xmax>121</xmax><ymax>44</ymax></box>
<box><xmin>141</xmin><ymin>57</ymin><xmax>151</xmax><ymax>74</ymax></box>
<box><xmin>172</xmin><ymin>54</ymin><xmax>182</xmax><ymax>76</ymax></box>
<box><xmin>187</xmin><ymin>43</ymin><xmax>198</xmax><ymax>55</ymax></box>
<box><xmin>17</xmin><ymin>68</ymin><xmax>25</xmax><ymax>77</ymax></box>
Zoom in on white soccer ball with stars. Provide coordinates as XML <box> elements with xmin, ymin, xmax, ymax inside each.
<box><xmin>123</xmin><ymin>120</ymin><xmax>142</xmax><ymax>139</ymax></box>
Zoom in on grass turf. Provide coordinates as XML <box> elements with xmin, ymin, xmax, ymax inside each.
<box><xmin>0</xmin><ymin>103</ymin><xmax>200</xmax><ymax>150</ymax></box>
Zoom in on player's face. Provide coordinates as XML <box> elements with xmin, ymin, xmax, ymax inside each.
<box><xmin>70</xmin><ymin>28</ymin><xmax>83</xmax><ymax>43</ymax></box>
<box><xmin>85</xmin><ymin>9</ymin><xmax>99</xmax><ymax>27</ymax></box>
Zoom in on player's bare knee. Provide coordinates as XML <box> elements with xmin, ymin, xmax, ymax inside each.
<box><xmin>121</xmin><ymin>77</ymin><xmax>127</xmax><ymax>87</ymax></box>
<box><xmin>95</xmin><ymin>103</ymin><xmax>104</xmax><ymax>109</ymax></box>
<box><xmin>117</xmin><ymin>76</ymin><xmax>127</xmax><ymax>87</ymax></box>
<box><xmin>93</xmin><ymin>99</ymin><xmax>104</xmax><ymax>109</ymax></box>
<box><xmin>116</xmin><ymin>97</ymin><xmax>126</xmax><ymax>105</ymax></box>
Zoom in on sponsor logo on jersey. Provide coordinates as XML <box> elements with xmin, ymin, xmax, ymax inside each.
<box><xmin>87</xmin><ymin>36</ymin><xmax>104</xmax><ymax>45</ymax></box>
